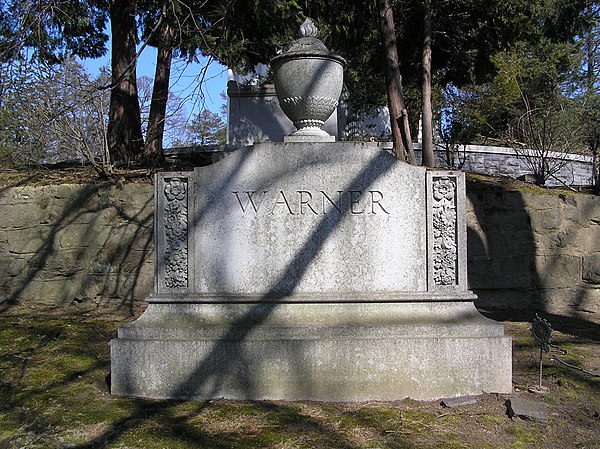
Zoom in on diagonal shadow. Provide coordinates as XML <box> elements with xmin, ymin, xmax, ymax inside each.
<box><xmin>168</xmin><ymin>148</ymin><xmax>398</xmax><ymax>399</ymax></box>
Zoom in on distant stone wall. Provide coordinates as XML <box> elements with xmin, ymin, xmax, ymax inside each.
<box><xmin>429</xmin><ymin>144</ymin><xmax>594</xmax><ymax>188</ymax></box>
<box><xmin>0</xmin><ymin>183</ymin><xmax>154</xmax><ymax>308</ymax></box>
<box><xmin>1</xmin><ymin>180</ymin><xmax>598</xmax><ymax>320</ymax></box>
<box><xmin>404</xmin><ymin>143</ymin><xmax>594</xmax><ymax>188</ymax></box>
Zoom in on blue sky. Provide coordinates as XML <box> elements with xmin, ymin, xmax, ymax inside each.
<box><xmin>82</xmin><ymin>43</ymin><xmax>229</xmax><ymax>119</ymax></box>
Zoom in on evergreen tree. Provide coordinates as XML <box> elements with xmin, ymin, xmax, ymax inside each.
<box><xmin>107</xmin><ymin>0</ymin><xmax>144</xmax><ymax>166</ymax></box>
<box><xmin>186</xmin><ymin>109</ymin><xmax>226</xmax><ymax>146</ymax></box>
<box><xmin>0</xmin><ymin>0</ymin><xmax>107</xmax><ymax>64</ymax></box>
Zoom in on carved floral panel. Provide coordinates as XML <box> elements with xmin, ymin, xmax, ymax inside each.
<box><xmin>163</xmin><ymin>177</ymin><xmax>188</xmax><ymax>288</ymax></box>
<box><xmin>431</xmin><ymin>176</ymin><xmax>458</xmax><ymax>286</ymax></box>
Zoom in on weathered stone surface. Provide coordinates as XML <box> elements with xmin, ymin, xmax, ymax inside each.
<box><xmin>18</xmin><ymin>279</ymin><xmax>80</xmax><ymax>304</ymax></box>
<box><xmin>118</xmin><ymin>301</ymin><xmax>500</xmax><ymax>339</ymax></box>
<box><xmin>113</xmin><ymin>302</ymin><xmax>511</xmax><ymax>401</ymax></box>
<box><xmin>467</xmin><ymin>183</ymin><xmax>600</xmax><ymax>319</ymax></box>
<box><xmin>5</xmin><ymin>228</ymin><xmax>47</xmax><ymax>254</ymax></box>
<box><xmin>583</xmin><ymin>255</ymin><xmax>600</xmax><ymax>284</ymax></box>
<box><xmin>112</xmin><ymin>328</ymin><xmax>511</xmax><ymax>401</ymax></box>
<box><xmin>441</xmin><ymin>396</ymin><xmax>479</xmax><ymax>407</ymax></box>
<box><xmin>564</xmin><ymin>195</ymin><xmax>600</xmax><ymax>224</ymax></box>
<box><xmin>535</xmin><ymin>255</ymin><xmax>582</xmax><ymax>288</ymax></box>
<box><xmin>507</xmin><ymin>397</ymin><xmax>547</xmax><ymax>421</ymax></box>
<box><xmin>574</xmin><ymin>288</ymin><xmax>600</xmax><ymax>314</ymax></box>
<box><xmin>2</xmin><ymin>257</ymin><xmax>26</xmax><ymax>278</ymax></box>
<box><xmin>468</xmin><ymin>256</ymin><xmax>536</xmax><ymax>290</ymax></box>
<box><xmin>551</xmin><ymin>227</ymin><xmax>600</xmax><ymax>255</ymax></box>
<box><xmin>0</xmin><ymin>204</ymin><xmax>40</xmax><ymax>229</ymax></box>
<box><xmin>188</xmin><ymin>142</ymin><xmax>428</xmax><ymax>296</ymax></box>
<box><xmin>528</xmin><ymin>206</ymin><xmax>564</xmax><ymax>231</ymax></box>
<box><xmin>0</xmin><ymin>182</ymin><xmax>154</xmax><ymax>305</ymax></box>
<box><xmin>538</xmin><ymin>287</ymin><xmax>600</xmax><ymax>315</ymax></box>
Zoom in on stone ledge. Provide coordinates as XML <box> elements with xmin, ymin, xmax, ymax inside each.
<box><xmin>145</xmin><ymin>291</ymin><xmax>478</xmax><ymax>303</ymax></box>
<box><xmin>111</xmin><ymin>334</ymin><xmax>512</xmax><ymax>401</ymax></box>
<box><xmin>117</xmin><ymin>301</ymin><xmax>506</xmax><ymax>340</ymax></box>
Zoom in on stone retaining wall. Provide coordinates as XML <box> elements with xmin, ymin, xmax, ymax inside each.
<box><xmin>0</xmin><ymin>183</ymin><xmax>154</xmax><ymax>308</ymax></box>
<box><xmin>1</xmin><ymin>181</ymin><xmax>598</xmax><ymax>321</ymax></box>
<box><xmin>467</xmin><ymin>182</ymin><xmax>600</xmax><ymax>320</ymax></box>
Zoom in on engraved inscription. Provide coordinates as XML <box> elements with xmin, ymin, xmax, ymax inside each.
<box><xmin>270</xmin><ymin>190</ymin><xmax>296</xmax><ymax>215</ymax></box>
<box><xmin>231</xmin><ymin>190</ymin><xmax>390</xmax><ymax>215</ymax></box>
<box><xmin>232</xmin><ymin>190</ymin><xmax>267</xmax><ymax>213</ymax></box>
<box><xmin>164</xmin><ymin>178</ymin><xmax>188</xmax><ymax>288</ymax></box>
<box><xmin>432</xmin><ymin>177</ymin><xmax>458</xmax><ymax>285</ymax></box>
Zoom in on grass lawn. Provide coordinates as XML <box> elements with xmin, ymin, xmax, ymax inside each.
<box><xmin>0</xmin><ymin>304</ymin><xmax>598</xmax><ymax>449</ymax></box>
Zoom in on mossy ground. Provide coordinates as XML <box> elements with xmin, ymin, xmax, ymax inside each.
<box><xmin>0</xmin><ymin>305</ymin><xmax>598</xmax><ymax>449</ymax></box>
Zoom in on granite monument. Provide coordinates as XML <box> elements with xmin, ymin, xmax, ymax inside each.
<box><xmin>110</xmin><ymin>20</ymin><xmax>512</xmax><ymax>401</ymax></box>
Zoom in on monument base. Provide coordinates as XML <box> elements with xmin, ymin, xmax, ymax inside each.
<box><xmin>284</xmin><ymin>134</ymin><xmax>336</xmax><ymax>143</ymax></box>
<box><xmin>111</xmin><ymin>300</ymin><xmax>512</xmax><ymax>401</ymax></box>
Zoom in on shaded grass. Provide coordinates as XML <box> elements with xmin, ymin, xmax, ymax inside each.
<box><xmin>0</xmin><ymin>306</ymin><xmax>599</xmax><ymax>449</ymax></box>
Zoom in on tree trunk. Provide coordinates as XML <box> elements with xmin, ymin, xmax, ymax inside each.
<box><xmin>586</xmin><ymin>14</ymin><xmax>595</xmax><ymax>95</ymax></box>
<box><xmin>421</xmin><ymin>0</ymin><xmax>435</xmax><ymax>167</ymax></box>
<box><xmin>585</xmin><ymin>9</ymin><xmax>600</xmax><ymax>193</ymax></box>
<box><xmin>143</xmin><ymin>17</ymin><xmax>174</xmax><ymax>165</ymax></box>
<box><xmin>376</xmin><ymin>0</ymin><xmax>416</xmax><ymax>164</ymax></box>
<box><xmin>108</xmin><ymin>0</ymin><xmax>144</xmax><ymax>166</ymax></box>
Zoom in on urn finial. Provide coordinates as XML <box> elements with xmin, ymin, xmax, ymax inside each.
<box><xmin>299</xmin><ymin>18</ymin><xmax>318</xmax><ymax>38</ymax></box>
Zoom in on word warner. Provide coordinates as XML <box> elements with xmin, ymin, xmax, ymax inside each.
<box><xmin>231</xmin><ymin>190</ymin><xmax>391</xmax><ymax>216</ymax></box>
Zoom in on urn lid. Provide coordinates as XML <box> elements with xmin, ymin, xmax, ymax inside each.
<box><xmin>271</xmin><ymin>18</ymin><xmax>346</xmax><ymax>66</ymax></box>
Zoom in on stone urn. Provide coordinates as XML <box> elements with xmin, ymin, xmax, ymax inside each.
<box><xmin>271</xmin><ymin>18</ymin><xmax>346</xmax><ymax>141</ymax></box>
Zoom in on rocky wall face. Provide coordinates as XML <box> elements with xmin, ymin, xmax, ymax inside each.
<box><xmin>467</xmin><ymin>184</ymin><xmax>600</xmax><ymax>321</ymax></box>
<box><xmin>0</xmin><ymin>183</ymin><xmax>154</xmax><ymax>308</ymax></box>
